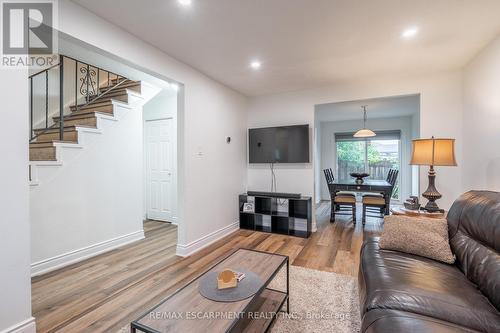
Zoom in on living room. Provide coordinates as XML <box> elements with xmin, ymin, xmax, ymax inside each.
<box><xmin>1</xmin><ymin>1</ymin><xmax>499</xmax><ymax>333</ymax></box>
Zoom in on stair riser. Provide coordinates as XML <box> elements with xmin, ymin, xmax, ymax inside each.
<box><xmin>102</xmin><ymin>83</ymin><xmax>141</xmax><ymax>94</ymax></box>
<box><xmin>36</xmin><ymin>131</ymin><xmax>77</xmax><ymax>143</ymax></box>
<box><xmin>56</xmin><ymin>117</ymin><xmax>97</xmax><ymax>127</ymax></box>
<box><xmin>70</xmin><ymin>97</ymin><xmax>119</xmax><ymax>111</ymax></box>
<box><xmin>30</xmin><ymin>142</ymin><xmax>55</xmax><ymax>148</ymax></box>
<box><xmin>30</xmin><ymin>147</ymin><xmax>56</xmax><ymax>161</ymax></box>
<box><xmin>85</xmin><ymin>93</ymin><xmax>129</xmax><ymax>104</ymax></box>
<box><xmin>98</xmin><ymin>93</ymin><xmax>128</xmax><ymax>103</ymax></box>
<box><xmin>125</xmin><ymin>84</ymin><xmax>141</xmax><ymax>93</ymax></box>
<box><xmin>71</xmin><ymin>104</ymin><xmax>114</xmax><ymax>115</ymax></box>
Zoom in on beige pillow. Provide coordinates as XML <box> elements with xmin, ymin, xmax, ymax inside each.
<box><xmin>380</xmin><ymin>215</ymin><xmax>455</xmax><ymax>264</ymax></box>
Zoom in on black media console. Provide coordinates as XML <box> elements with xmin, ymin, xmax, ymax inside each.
<box><xmin>239</xmin><ymin>193</ymin><xmax>312</xmax><ymax>238</ymax></box>
<box><xmin>247</xmin><ymin>191</ymin><xmax>301</xmax><ymax>199</ymax></box>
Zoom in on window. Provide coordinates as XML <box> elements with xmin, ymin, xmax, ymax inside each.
<box><xmin>335</xmin><ymin>131</ymin><xmax>401</xmax><ymax>200</ymax></box>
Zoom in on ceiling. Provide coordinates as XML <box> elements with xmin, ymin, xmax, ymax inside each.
<box><xmin>72</xmin><ymin>0</ymin><xmax>500</xmax><ymax>96</ymax></box>
<box><xmin>315</xmin><ymin>94</ymin><xmax>419</xmax><ymax>122</ymax></box>
<box><xmin>60</xmin><ymin>33</ymin><xmax>179</xmax><ymax>94</ymax></box>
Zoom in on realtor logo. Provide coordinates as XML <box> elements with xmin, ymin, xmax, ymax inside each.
<box><xmin>1</xmin><ymin>0</ymin><xmax>57</xmax><ymax>68</ymax></box>
<box><xmin>3</xmin><ymin>1</ymin><xmax>52</xmax><ymax>54</ymax></box>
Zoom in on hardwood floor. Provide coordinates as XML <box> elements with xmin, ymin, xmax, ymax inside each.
<box><xmin>31</xmin><ymin>202</ymin><xmax>383</xmax><ymax>332</ymax></box>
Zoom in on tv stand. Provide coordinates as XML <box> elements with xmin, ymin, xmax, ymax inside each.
<box><xmin>247</xmin><ymin>191</ymin><xmax>301</xmax><ymax>199</ymax></box>
<box><xmin>239</xmin><ymin>193</ymin><xmax>312</xmax><ymax>238</ymax></box>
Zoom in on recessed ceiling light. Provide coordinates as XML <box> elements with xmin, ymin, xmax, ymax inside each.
<box><xmin>250</xmin><ymin>61</ymin><xmax>261</xmax><ymax>70</ymax></box>
<box><xmin>402</xmin><ymin>27</ymin><xmax>419</xmax><ymax>39</ymax></box>
<box><xmin>178</xmin><ymin>0</ymin><xmax>192</xmax><ymax>6</ymax></box>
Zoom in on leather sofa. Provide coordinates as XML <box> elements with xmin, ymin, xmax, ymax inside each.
<box><xmin>359</xmin><ymin>191</ymin><xmax>500</xmax><ymax>332</ymax></box>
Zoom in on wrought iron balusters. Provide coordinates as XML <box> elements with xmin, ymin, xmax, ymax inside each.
<box><xmin>29</xmin><ymin>54</ymin><xmax>128</xmax><ymax>143</ymax></box>
<box><xmin>59</xmin><ymin>54</ymin><xmax>64</xmax><ymax>141</ymax></box>
<box><xmin>79</xmin><ymin>65</ymin><xmax>97</xmax><ymax>100</ymax></box>
<box><xmin>30</xmin><ymin>77</ymin><xmax>33</xmax><ymax>141</ymax></box>
<box><xmin>45</xmin><ymin>71</ymin><xmax>49</xmax><ymax>128</ymax></box>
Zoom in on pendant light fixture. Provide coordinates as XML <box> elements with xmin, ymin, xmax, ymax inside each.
<box><xmin>354</xmin><ymin>105</ymin><xmax>376</xmax><ymax>138</ymax></box>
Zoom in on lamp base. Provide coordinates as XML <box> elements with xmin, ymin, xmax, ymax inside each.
<box><xmin>422</xmin><ymin>166</ymin><xmax>444</xmax><ymax>213</ymax></box>
<box><xmin>422</xmin><ymin>201</ymin><xmax>445</xmax><ymax>213</ymax></box>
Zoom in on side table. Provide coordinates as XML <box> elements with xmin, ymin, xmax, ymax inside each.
<box><xmin>391</xmin><ymin>207</ymin><xmax>446</xmax><ymax>218</ymax></box>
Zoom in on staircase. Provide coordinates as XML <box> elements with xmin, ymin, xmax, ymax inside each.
<box><xmin>28</xmin><ymin>55</ymin><xmax>163</xmax><ymax>275</ymax></box>
<box><xmin>29</xmin><ymin>56</ymin><xmax>142</xmax><ymax>161</ymax></box>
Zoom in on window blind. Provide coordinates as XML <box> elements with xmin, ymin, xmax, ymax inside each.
<box><xmin>335</xmin><ymin>130</ymin><xmax>401</xmax><ymax>142</ymax></box>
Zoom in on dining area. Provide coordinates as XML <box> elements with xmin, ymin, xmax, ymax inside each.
<box><xmin>314</xmin><ymin>96</ymin><xmax>446</xmax><ymax>226</ymax></box>
<box><xmin>323</xmin><ymin>168</ymin><xmax>399</xmax><ymax>225</ymax></box>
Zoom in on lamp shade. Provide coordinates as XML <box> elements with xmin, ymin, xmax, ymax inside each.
<box><xmin>410</xmin><ymin>137</ymin><xmax>457</xmax><ymax>166</ymax></box>
<box><xmin>353</xmin><ymin>128</ymin><xmax>376</xmax><ymax>138</ymax></box>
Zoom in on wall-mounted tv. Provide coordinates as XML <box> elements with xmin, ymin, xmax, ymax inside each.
<box><xmin>249</xmin><ymin>125</ymin><xmax>309</xmax><ymax>163</ymax></box>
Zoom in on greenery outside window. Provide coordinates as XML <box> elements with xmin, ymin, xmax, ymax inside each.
<box><xmin>335</xmin><ymin>131</ymin><xmax>401</xmax><ymax>200</ymax></box>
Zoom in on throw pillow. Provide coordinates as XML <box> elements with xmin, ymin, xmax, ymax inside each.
<box><xmin>380</xmin><ymin>215</ymin><xmax>455</xmax><ymax>264</ymax></box>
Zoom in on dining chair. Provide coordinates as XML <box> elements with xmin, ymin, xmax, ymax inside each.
<box><xmin>362</xmin><ymin>169</ymin><xmax>395</xmax><ymax>199</ymax></box>
<box><xmin>361</xmin><ymin>169</ymin><xmax>399</xmax><ymax>225</ymax></box>
<box><xmin>323</xmin><ymin>168</ymin><xmax>357</xmax><ymax>223</ymax></box>
<box><xmin>362</xmin><ymin>169</ymin><xmax>396</xmax><ymax>215</ymax></box>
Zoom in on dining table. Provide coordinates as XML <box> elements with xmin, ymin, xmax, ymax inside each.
<box><xmin>328</xmin><ymin>179</ymin><xmax>393</xmax><ymax>215</ymax></box>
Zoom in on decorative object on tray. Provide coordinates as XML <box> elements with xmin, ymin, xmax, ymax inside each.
<box><xmin>403</xmin><ymin>196</ymin><xmax>421</xmax><ymax>210</ymax></box>
<box><xmin>350</xmin><ymin>172</ymin><xmax>370</xmax><ymax>184</ymax></box>
<box><xmin>410</xmin><ymin>136</ymin><xmax>457</xmax><ymax>213</ymax></box>
<box><xmin>242</xmin><ymin>202</ymin><xmax>254</xmax><ymax>213</ymax></box>
<box><xmin>217</xmin><ymin>269</ymin><xmax>238</xmax><ymax>289</ymax></box>
<box><xmin>198</xmin><ymin>268</ymin><xmax>262</xmax><ymax>302</ymax></box>
<box><xmin>216</xmin><ymin>269</ymin><xmax>246</xmax><ymax>289</ymax></box>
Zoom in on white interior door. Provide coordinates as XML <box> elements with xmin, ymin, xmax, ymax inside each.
<box><xmin>146</xmin><ymin>118</ymin><xmax>174</xmax><ymax>222</ymax></box>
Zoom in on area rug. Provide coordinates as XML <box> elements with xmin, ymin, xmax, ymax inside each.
<box><xmin>269</xmin><ymin>265</ymin><xmax>360</xmax><ymax>333</ymax></box>
<box><xmin>118</xmin><ymin>266</ymin><xmax>360</xmax><ymax>333</ymax></box>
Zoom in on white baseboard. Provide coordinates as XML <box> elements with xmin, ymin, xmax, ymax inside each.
<box><xmin>0</xmin><ymin>317</ymin><xmax>36</xmax><ymax>333</ymax></box>
<box><xmin>169</xmin><ymin>216</ymin><xmax>179</xmax><ymax>225</ymax></box>
<box><xmin>31</xmin><ymin>230</ymin><xmax>145</xmax><ymax>277</ymax></box>
<box><xmin>176</xmin><ymin>222</ymin><xmax>239</xmax><ymax>257</ymax></box>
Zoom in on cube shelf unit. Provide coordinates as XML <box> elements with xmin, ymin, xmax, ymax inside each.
<box><xmin>239</xmin><ymin>194</ymin><xmax>312</xmax><ymax>238</ymax></box>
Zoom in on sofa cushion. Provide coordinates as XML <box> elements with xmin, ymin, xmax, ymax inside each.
<box><xmin>380</xmin><ymin>215</ymin><xmax>455</xmax><ymax>264</ymax></box>
<box><xmin>359</xmin><ymin>238</ymin><xmax>500</xmax><ymax>332</ymax></box>
<box><xmin>362</xmin><ymin>309</ymin><xmax>480</xmax><ymax>333</ymax></box>
<box><xmin>447</xmin><ymin>191</ymin><xmax>500</xmax><ymax>310</ymax></box>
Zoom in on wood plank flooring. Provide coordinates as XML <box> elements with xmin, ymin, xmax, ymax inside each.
<box><xmin>31</xmin><ymin>202</ymin><xmax>383</xmax><ymax>332</ymax></box>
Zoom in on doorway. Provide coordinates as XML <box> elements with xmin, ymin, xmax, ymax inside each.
<box><xmin>143</xmin><ymin>89</ymin><xmax>178</xmax><ymax>224</ymax></box>
<box><xmin>145</xmin><ymin>118</ymin><xmax>175</xmax><ymax>221</ymax></box>
<box><xmin>314</xmin><ymin>94</ymin><xmax>420</xmax><ymax>204</ymax></box>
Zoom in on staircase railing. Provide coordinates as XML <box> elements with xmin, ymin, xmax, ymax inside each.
<box><xmin>29</xmin><ymin>54</ymin><xmax>128</xmax><ymax>142</ymax></box>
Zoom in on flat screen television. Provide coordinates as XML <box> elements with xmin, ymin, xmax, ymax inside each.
<box><xmin>249</xmin><ymin>125</ymin><xmax>309</xmax><ymax>163</ymax></box>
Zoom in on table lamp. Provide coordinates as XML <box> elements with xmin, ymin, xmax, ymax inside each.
<box><xmin>410</xmin><ymin>137</ymin><xmax>457</xmax><ymax>212</ymax></box>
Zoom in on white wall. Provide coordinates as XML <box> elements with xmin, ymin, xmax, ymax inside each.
<box><xmin>313</xmin><ymin>119</ymin><xmax>322</xmax><ymax>202</ymax></box>
<box><xmin>58</xmin><ymin>1</ymin><xmax>248</xmax><ymax>255</ymax></box>
<box><xmin>248</xmin><ymin>70</ymin><xmax>463</xmax><ymax>210</ymax></box>
<box><xmin>30</xmin><ymin>99</ymin><xmax>145</xmax><ymax>275</ymax></box>
<box><xmin>318</xmin><ymin>116</ymin><xmax>415</xmax><ymax>202</ymax></box>
<box><xmin>143</xmin><ymin>90</ymin><xmax>178</xmax><ymax>223</ymax></box>
<box><xmin>410</xmin><ymin>112</ymin><xmax>421</xmax><ymax>196</ymax></box>
<box><xmin>463</xmin><ymin>35</ymin><xmax>500</xmax><ymax>191</ymax></box>
<box><xmin>0</xmin><ymin>72</ymin><xmax>36</xmax><ymax>331</ymax></box>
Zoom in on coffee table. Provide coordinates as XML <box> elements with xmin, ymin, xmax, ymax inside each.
<box><xmin>131</xmin><ymin>248</ymin><xmax>289</xmax><ymax>333</ymax></box>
